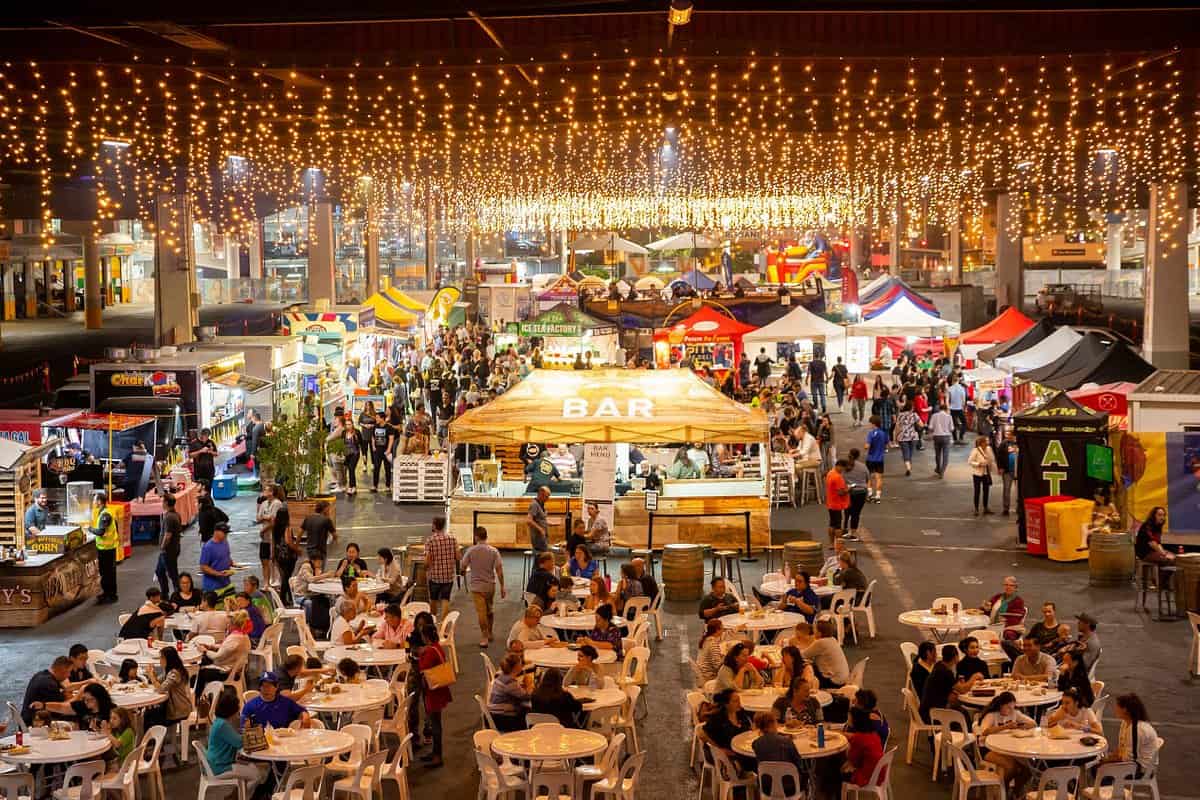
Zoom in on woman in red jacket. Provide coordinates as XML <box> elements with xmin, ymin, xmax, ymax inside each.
<box><xmin>849</xmin><ymin>376</ymin><xmax>869</xmax><ymax>428</ymax></box>
<box><xmin>842</xmin><ymin>706</ymin><xmax>885</xmax><ymax>789</ymax></box>
<box><xmin>417</xmin><ymin>624</ymin><xmax>452</xmax><ymax>767</ymax></box>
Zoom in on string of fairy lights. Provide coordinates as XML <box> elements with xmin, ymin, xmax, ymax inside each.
<box><xmin>0</xmin><ymin>51</ymin><xmax>1192</xmax><ymax>251</ymax></box>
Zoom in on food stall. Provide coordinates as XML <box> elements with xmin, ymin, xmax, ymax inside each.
<box><xmin>185</xmin><ymin>337</ymin><xmax>299</xmax><ymax>421</ymax></box>
<box><xmin>360</xmin><ymin>287</ymin><xmax>423</xmax><ymax>379</ymax></box>
<box><xmin>0</xmin><ymin>409</ymin><xmax>84</xmax><ymax>446</ymax></box>
<box><xmin>741</xmin><ymin>304</ymin><xmax>848</xmax><ymax>370</ymax></box>
<box><xmin>447</xmin><ymin>368</ymin><xmax>771</xmax><ymax>550</ymax></box>
<box><xmin>653</xmin><ymin>305</ymin><xmax>757</xmax><ymax>380</ymax></box>
<box><xmin>517</xmin><ymin>303</ymin><xmax>620</xmax><ymax>367</ymax></box>
<box><xmin>0</xmin><ymin>438</ymin><xmax>98</xmax><ymax>628</ymax></box>
<box><xmin>534</xmin><ymin>275</ymin><xmax>580</xmax><ymax>313</ymax></box>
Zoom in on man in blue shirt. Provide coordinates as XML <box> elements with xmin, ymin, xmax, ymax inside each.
<box><xmin>199</xmin><ymin>522</ymin><xmax>234</xmax><ymax>595</ymax></box>
<box><xmin>240</xmin><ymin>673</ymin><xmax>310</xmax><ymax>729</ymax></box>
<box><xmin>865</xmin><ymin>415</ymin><xmax>889</xmax><ymax>503</ymax></box>
<box><xmin>947</xmin><ymin>379</ymin><xmax>968</xmax><ymax>445</ymax></box>
<box><xmin>24</xmin><ymin>489</ymin><xmax>50</xmax><ymax>539</ymax></box>
<box><xmin>781</xmin><ymin>571</ymin><xmax>820</xmax><ymax>623</ymax></box>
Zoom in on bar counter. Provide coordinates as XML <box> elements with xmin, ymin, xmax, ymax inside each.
<box><xmin>0</xmin><ymin>536</ymin><xmax>99</xmax><ymax>627</ymax></box>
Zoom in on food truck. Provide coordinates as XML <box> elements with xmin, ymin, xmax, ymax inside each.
<box><xmin>184</xmin><ymin>336</ymin><xmax>300</xmax><ymax>421</ymax></box>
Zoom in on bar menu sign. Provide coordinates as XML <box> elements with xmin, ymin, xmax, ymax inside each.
<box><xmin>582</xmin><ymin>443</ymin><xmax>617</xmax><ymax>530</ymax></box>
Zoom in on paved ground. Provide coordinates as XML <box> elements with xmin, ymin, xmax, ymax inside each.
<box><xmin>1</xmin><ymin>409</ymin><xmax>1194</xmax><ymax>799</ymax></box>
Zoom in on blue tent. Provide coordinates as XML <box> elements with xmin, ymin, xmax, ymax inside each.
<box><xmin>674</xmin><ymin>269</ymin><xmax>717</xmax><ymax>290</ymax></box>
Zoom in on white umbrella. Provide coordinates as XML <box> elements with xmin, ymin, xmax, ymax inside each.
<box><xmin>634</xmin><ymin>275</ymin><xmax>665</xmax><ymax>291</ymax></box>
<box><xmin>570</xmin><ymin>232</ymin><xmax>649</xmax><ymax>255</ymax></box>
<box><xmin>645</xmin><ymin>232</ymin><xmax>721</xmax><ymax>251</ymax></box>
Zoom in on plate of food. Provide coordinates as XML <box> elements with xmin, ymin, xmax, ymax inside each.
<box><xmin>0</xmin><ymin>744</ymin><xmax>31</xmax><ymax>755</ymax></box>
<box><xmin>1079</xmin><ymin>736</ymin><xmax>1101</xmax><ymax>747</ymax></box>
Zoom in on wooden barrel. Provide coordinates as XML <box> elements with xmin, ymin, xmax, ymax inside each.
<box><xmin>1087</xmin><ymin>532</ymin><xmax>1135</xmax><ymax>586</ymax></box>
<box><xmin>662</xmin><ymin>543</ymin><xmax>705</xmax><ymax>601</ymax></box>
<box><xmin>783</xmin><ymin>539</ymin><xmax>824</xmax><ymax>579</ymax></box>
<box><xmin>1175</xmin><ymin>553</ymin><xmax>1200</xmax><ymax>614</ymax></box>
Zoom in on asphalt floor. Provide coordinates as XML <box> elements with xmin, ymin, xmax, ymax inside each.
<box><xmin>1</xmin><ymin>408</ymin><xmax>1193</xmax><ymax>799</ymax></box>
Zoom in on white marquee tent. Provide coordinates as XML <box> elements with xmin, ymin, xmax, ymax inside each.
<box><xmin>993</xmin><ymin>326</ymin><xmax>1082</xmax><ymax>372</ymax></box>
<box><xmin>743</xmin><ymin>305</ymin><xmax>845</xmax><ymax>345</ymax></box>
<box><xmin>845</xmin><ymin>296</ymin><xmax>960</xmax><ymax>337</ymax></box>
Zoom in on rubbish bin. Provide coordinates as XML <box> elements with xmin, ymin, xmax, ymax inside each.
<box><xmin>1023</xmin><ymin>496</ymin><xmax>1071</xmax><ymax>557</ymax></box>
<box><xmin>1045</xmin><ymin>498</ymin><xmax>1094</xmax><ymax>562</ymax></box>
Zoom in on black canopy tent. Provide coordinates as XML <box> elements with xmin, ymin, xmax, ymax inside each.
<box><xmin>978</xmin><ymin>317</ymin><xmax>1057</xmax><ymax>363</ymax></box>
<box><xmin>1036</xmin><ymin>340</ymin><xmax>1154</xmax><ymax>391</ymax></box>
<box><xmin>1016</xmin><ymin>332</ymin><xmax>1114</xmax><ymax>386</ymax></box>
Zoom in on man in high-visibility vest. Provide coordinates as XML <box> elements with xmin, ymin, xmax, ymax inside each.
<box><xmin>89</xmin><ymin>492</ymin><xmax>120</xmax><ymax>604</ymax></box>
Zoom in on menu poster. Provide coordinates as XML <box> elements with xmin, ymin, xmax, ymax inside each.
<box><xmin>583</xmin><ymin>443</ymin><xmax>617</xmax><ymax>529</ymax></box>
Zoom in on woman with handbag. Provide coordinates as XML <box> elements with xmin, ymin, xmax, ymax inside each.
<box><xmin>417</xmin><ymin>623</ymin><xmax>452</xmax><ymax>768</ymax></box>
<box><xmin>968</xmin><ymin>435</ymin><xmax>999</xmax><ymax>516</ymax></box>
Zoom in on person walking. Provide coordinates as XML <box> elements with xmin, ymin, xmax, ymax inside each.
<box><xmin>895</xmin><ymin>401</ymin><xmax>920</xmax><ymax>477</ymax></box>
<box><xmin>864</xmin><ymin>415</ymin><xmax>889</xmax><ymax>503</ymax></box>
<box><xmin>928</xmin><ymin>404</ymin><xmax>954</xmax><ymax>478</ymax></box>
<box><xmin>968</xmin><ymin>435</ymin><xmax>998</xmax><ymax>516</ymax></box>
<box><xmin>424</xmin><ymin>515</ymin><xmax>459</xmax><ymax>620</ymax></box>
<box><xmin>947</xmin><ymin>378</ymin><xmax>968</xmax><ymax>444</ymax></box>
<box><xmin>995</xmin><ymin>427</ymin><xmax>1018</xmax><ymax>516</ymax></box>
<box><xmin>271</xmin><ymin>485</ymin><xmax>298</xmax><ymax>605</ymax></box>
<box><xmin>808</xmin><ymin>353</ymin><xmax>828</xmax><ymax>413</ymax></box>
<box><xmin>825</xmin><ymin>460</ymin><xmax>851</xmax><ymax>545</ymax></box>
<box><xmin>831</xmin><ymin>357</ymin><xmax>849</xmax><ymax>410</ymax></box>
<box><xmin>461</xmin><ymin>526</ymin><xmax>506</xmax><ymax>647</ymax></box>
<box><xmin>849</xmin><ymin>375</ymin><xmax>868</xmax><ymax>427</ymax></box>
<box><xmin>843</xmin><ymin>448</ymin><xmax>869</xmax><ymax>541</ymax></box>
<box><xmin>156</xmin><ymin>494</ymin><xmax>182</xmax><ymax>598</ymax></box>
<box><xmin>754</xmin><ymin>347</ymin><xmax>774</xmax><ymax>384</ymax></box>
<box><xmin>369</xmin><ymin>409</ymin><xmax>395</xmax><ymax>493</ymax></box>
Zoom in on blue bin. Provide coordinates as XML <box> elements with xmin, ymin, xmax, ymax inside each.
<box><xmin>211</xmin><ymin>476</ymin><xmax>238</xmax><ymax>500</ymax></box>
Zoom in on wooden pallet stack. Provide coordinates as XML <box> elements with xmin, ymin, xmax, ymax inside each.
<box><xmin>392</xmin><ymin>454</ymin><xmax>451</xmax><ymax>503</ymax></box>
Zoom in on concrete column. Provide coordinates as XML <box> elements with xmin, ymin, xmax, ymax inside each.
<box><xmin>889</xmin><ymin>197</ymin><xmax>903</xmax><ymax>275</ymax></box>
<box><xmin>154</xmin><ymin>193</ymin><xmax>198</xmax><ymax>346</ymax></box>
<box><xmin>848</xmin><ymin>226</ymin><xmax>863</xmax><ymax>273</ymax></box>
<box><xmin>949</xmin><ymin>220</ymin><xmax>963</xmax><ymax>285</ymax></box>
<box><xmin>63</xmin><ymin>260</ymin><xmax>76</xmax><ymax>313</ymax></box>
<box><xmin>307</xmin><ymin>201</ymin><xmax>336</xmax><ymax>307</ymax></box>
<box><xmin>42</xmin><ymin>260</ymin><xmax>54</xmax><ymax>308</ymax></box>
<box><xmin>23</xmin><ymin>262</ymin><xmax>37</xmax><ymax>317</ymax></box>
<box><xmin>464</xmin><ymin>227</ymin><xmax>477</xmax><ymax>275</ymax></box>
<box><xmin>1</xmin><ymin>265</ymin><xmax>15</xmax><ymax>320</ymax></box>
<box><xmin>246</xmin><ymin>222</ymin><xmax>263</xmax><ymax>280</ymax></box>
<box><xmin>363</xmin><ymin>201</ymin><xmax>380</xmax><ymax>298</ymax></box>
<box><xmin>994</xmin><ymin>192</ymin><xmax>1023</xmax><ymax>310</ymax></box>
<box><xmin>83</xmin><ymin>232</ymin><xmax>103</xmax><ymax>329</ymax></box>
<box><xmin>423</xmin><ymin>188</ymin><xmax>436</xmax><ymax>288</ymax></box>
<box><xmin>1144</xmin><ymin>182</ymin><xmax>1190</xmax><ymax>369</ymax></box>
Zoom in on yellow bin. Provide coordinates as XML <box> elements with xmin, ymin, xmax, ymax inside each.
<box><xmin>1044</xmin><ymin>499</ymin><xmax>1094</xmax><ymax>562</ymax></box>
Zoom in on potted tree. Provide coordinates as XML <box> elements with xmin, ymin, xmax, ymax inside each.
<box><xmin>257</xmin><ymin>414</ymin><xmax>336</xmax><ymax>532</ymax></box>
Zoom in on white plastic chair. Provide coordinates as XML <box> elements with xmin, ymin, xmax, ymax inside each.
<box><xmin>251</xmin><ymin>623</ymin><xmax>284</xmax><ymax>673</ymax></box>
<box><xmin>0</xmin><ymin>772</ymin><xmax>34</xmax><ymax>800</ymax></box>
<box><xmin>758</xmin><ymin>761</ymin><xmax>803</xmax><ymax>800</ymax></box>
<box><xmin>930</xmin><ymin>708</ymin><xmax>977</xmax><ymax>780</ymax></box>
<box><xmin>1025</xmin><ymin>766</ymin><xmax>1079</xmax><ymax>800</ymax></box>
<box><xmin>710</xmin><ymin>745</ymin><xmax>756</xmax><ymax>800</ymax></box>
<box><xmin>1088</xmin><ymin>650</ymin><xmax>1102</xmax><ymax>682</ymax></box>
<box><xmin>617</xmin><ymin>646</ymin><xmax>650</xmax><ymax>717</ymax></box>
<box><xmin>481</xmin><ymin>653</ymin><xmax>498</xmax><ymax>686</ymax></box>
<box><xmin>688</xmin><ymin>658</ymin><xmax>705</xmax><ymax>690</ymax></box>
<box><xmin>591</xmin><ymin>751</ymin><xmax>644</xmax><ymax>800</ymax></box>
<box><xmin>379</xmin><ymin>690</ymin><xmax>413</xmax><ymax>745</ymax></box>
<box><xmin>1123</xmin><ymin>737</ymin><xmax>1164</xmax><ymax>800</ymax></box>
<box><xmin>271</xmin><ymin>764</ymin><xmax>323</xmax><ymax>800</ymax></box>
<box><xmin>323</xmin><ymin>723</ymin><xmax>372</xmax><ymax>781</ymax></box>
<box><xmin>647</xmin><ymin>589</ymin><xmax>665</xmax><ymax>641</ymax></box>
<box><xmin>1091</xmin><ymin>694</ymin><xmax>1111</xmax><ymax>721</ymax></box>
<box><xmin>900</xmin><ymin>687</ymin><xmax>939</xmax><ymax>767</ymax></box>
<box><xmin>180</xmin><ymin>680</ymin><xmax>224</xmax><ymax>764</ymax></box>
<box><xmin>290</xmin><ymin>718</ymin><xmax>325</xmax><ymax>730</ymax></box>
<box><xmin>475</xmin><ymin>749</ymin><xmax>528</xmax><ymax>800</ymax></box>
<box><xmin>829</xmin><ymin>589</ymin><xmax>857</xmax><ymax>643</ymax></box>
<box><xmin>4</xmin><ymin>702</ymin><xmax>25</xmax><ymax>733</ymax></box>
<box><xmin>899</xmin><ymin>643</ymin><xmax>918</xmax><ymax>692</ymax></box>
<box><xmin>224</xmin><ymin>658</ymin><xmax>248</xmax><ymax>699</ymax></box>
<box><xmin>573</xmin><ymin>733</ymin><xmax>625</xmax><ymax>800</ymax></box>
<box><xmin>695</xmin><ymin>727</ymin><xmax>717</xmax><ymax>800</ymax></box>
<box><xmin>1080</xmin><ymin>761</ymin><xmax>1135</xmax><ymax>800</ymax></box>
<box><xmin>947</xmin><ymin>742</ymin><xmax>1004</xmax><ymax>800</ymax></box>
<box><xmin>475</xmin><ymin>694</ymin><xmax>498</xmax><ymax>731</ymax></box>
<box><xmin>473</xmin><ymin>729</ymin><xmax>524</xmax><ymax>791</ymax></box>
<box><xmin>97</xmin><ymin>744</ymin><xmax>147</xmax><ymax>800</ymax></box>
<box><xmin>118</xmin><ymin>612</ymin><xmax>132</xmax><ymax>627</ymax></box>
<box><xmin>51</xmin><ymin>761</ymin><xmax>105</xmax><ymax>800</ymax></box>
<box><xmin>849</xmin><ymin>579</ymin><xmax>877</xmax><ymax>639</ymax></box>
<box><xmin>350</xmin><ymin>708</ymin><xmax>385</xmax><ymax>751</ymax></box>
<box><xmin>243</xmin><ymin>690</ymin><xmax>260</xmax><ymax>705</ymax></box>
<box><xmin>331</xmin><ymin>750</ymin><xmax>386</xmax><ymax>800</ymax></box>
<box><xmin>841</xmin><ymin>747</ymin><xmax>895</xmax><ymax>800</ymax></box>
<box><xmin>193</xmin><ymin>742</ymin><xmax>247</xmax><ymax>800</ymax></box>
<box><xmin>380</xmin><ymin>733</ymin><xmax>413</xmax><ymax>800</ymax></box>
<box><xmin>848</xmin><ymin>657</ymin><xmax>869</xmax><ymax>689</ymax></box>
<box><xmin>610</xmin><ymin>684</ymin><xmax>641</xmax><ymax>754</ymax></box>
<box><xmin>686</xmin><ymin>691</ymin><xmax>705</xmax><ymax>769</ymax></box>
<box><xmin>401</xmin><ymin>602</ymin><xmax>430</xmax><ymax>619</ymax></box>
<box><xmin>136</xmin><ymin>725</ymin><xmax>167</xmax><ymax>800</ymax></box>
<box><xmin>438</xmin><ymin>610</ymin><xmax>461</xmax><ymax>672</ymax></box>
<box><xmin>286</xmin><ymin>645</ymin><xmax>308</xmax><ymax>660</ymax></box>
<box><xmin>623</xmin><ymin>596</ymin><xmax>651</xmax><ymax>622</ymax></box>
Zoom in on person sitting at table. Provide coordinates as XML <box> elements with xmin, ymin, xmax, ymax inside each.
<box><xmin>956</xmin><ymin>637</ymin><xmax>990</xmax><ymax>682</ymax></box>
<box><xmin>340</xmin><ymin>576</ymin><xmax>374</xmax><ymax>617</ymax></box>
<box><xmin>614</xmin><ymin>563</ymin><xmax>644</xmax><ymax>615</ymax></box>
<box><xmin>336</xmin><ymin>658</ymin><xmax>363</xmax><ymax>684</ymax></box>
<box><xmin>697</xmin><ymin>619</ymin><xmax>726</xmax><ymax>683</ymax></box>
<box><xmin>507</xmin><ymin>606</ymin><xmax>556</xmax><ymax>650</ymax></box>
<box><xmin>487</xmin><ymin>653</ymin><xmax>532</xmax><ymax>732</ymax></box>
<box><xmin>188</xmin><ymin>591</ymin><xmax>230</xmax><ymax>642</ymax></box>
<box><xmin>909</xmin><ymin>641</ymin><xmax>938</xmax><ymax>699</ymax></box>
<box><xmin>631</xmin><ymin>558</ymin><xmax>658</xmax><ymax>604</ymax></box>
<box><xmin>207</xmin><ymin>689</ymin><xmax>268</xmax><ymax>796</ymax></box>
<box><xmin>772</xmin><ymin>675</ymin><xmax>822</xmax><ymax>726</ymax></box>
<box><xmin>579</xmin><ymin>603</ymin><xmax>623</xmax><ymax>659</ymax></box>
<box><xmin>563</xmin><ymin>645</ymin><xmax>603</xmax><ymax>689</ymax></box>
<box><xmin>531</xmin><ymin>668</ymin><xmax>584</xmax><ymax>728</ymax></box>
<box><xmin>169</xmin><ymin>572</ymin><xmax>200</xmax><ymax>612</ymax></box>
<box><xmin>703</xmin><ymin>689</ymin><xmax>754</xmax><ymax>771</ymax></box>
<box><xmin>781</xmin><ymin>571</ymin><xmax>819</xmax><ymax>623</ymax></box>
<box><xmin>58</xmin><ymin>683</ymin><xmax>115</xmax><ymax>732</ymax></box>
<box><xmin>977</xmin><ymin>575</ymin><xmax>1027</xmax><ymax>660</ymax></box>
<box><xmin>716</xmin><ymin>642</ymin><xmax>765</xmax><ymax>692</ymax></box>
<box><xmin>1043</xmin><ymin>623</ymin><xmax>1075</xmax><ymax>659</ymax></box>
<box><xmin>1055</xmin><ymin>650</ymin><xmax>1095</xmax><ymax>707</ymax></box>
<box><xmin>751</xmin><ymin>711</ymin><xmax>806</xmax><ymax>775</ymax></box>
<box><xmin>667</xmin><ymin>446</ymin><xmax>700</xmax><ymax>479</ymax></box>
<box><xmin>329</xmin><ymin>599</ymin><xmax>372</xmax><ymax>646</ymax></box>
<box><xmin>242</xmin><ymin>575</ymin><xmax>274</xmax><ymax>624</ymax></box>
<box><xmin>194</xmin><ymin>611</ymin><xmax>252</xmax><ymax>699</ymax></box>
<box><xmin>832</xmin><ymin>551</ymin><xmax>868</xmax><ymax>602</ymax></box>
<box><xmin>66</xmin><ymin>644</ymin><xmax>93</xmax><ymax>688</ymax></box>
<box><xmin>820</xmin><ymin>538</ymin><xmax>848</xmax><ymax>582</ymax></box>
<box><xmin>1091</xmin><ymin>487</ymin><xmax>1120</xmax><ymax>528</ymax></box>
<box><xmin>145</xmin><ymin>646</ymin><xmax>193</xmax><ymax>729</ymax></box>
<box><xmin>1104</xmin><ymin>693</ymin><xmax>1160</xmax><ymax>779</ymax></box>
<box><xmin>275</xmin><ymin>654</ymin><xmax>329</xmax><ymax>702</ymax></box>
<box><xmin>565</xmin><ymin>518</ymin><xmax>589</xmax><ymax>560</ymax></box>
<box><xmin>230</xmin><ymin>592</ymin><xmax>267</xmax><ymax>642</ymax></box>
<box><xmin>841</xmin><ymin>707</ymin><xmax>886</xmax><ymax>792</ymax></box>
<box><xmin>802</xmin><ymin>619</ymin><xmax>850</xmax><ymax>689</ymax></box>
<box><xmin>699</xmin><ymin>577</ymin><xmax>740</xmax><ymax>621</ymax></box>
<box><xmin>118</xmin><ymin>587</ymin><xmax>167</xmax><ymax>641</ymax></box>
<box><xmin>919</xmin><ymin>645</ymin><xmax>979</xmax><ymax>723</ymax></box>
<box><xmin>569</xmin><ymin>545</ymin><xmax>598</xmax><ymax>580</ymax></box>
<box><xmin>20</xmin><ymin>656</ymin><xmax>73</xmax><ymax>724</ymax></box>
<box><xmin>973</xmin><ymin>691</ymin><xmax>1035</xmax><ymax>795</ymax></box>
<box><xmin>584</xmin><ymin>501</ymin><xmax>611</xmax><ymax>556</ymax></box>
<box><xmin>1026</xmin><ymin>601</ymin><xmax>1062</xmax><ymax>649</ymax></box>
<box><xmin>116</xmin><ymin>659</ymin><xmax>142</xmax><ymax>684</ymax></box>
<box><xmin>1065</xmin><ymin>612</ymin><xmax>1102</xmax><ymax>672</ymax></box>
<box><xmin>375</xmin><ymin>548</ymin><xmax>404</xmax><ymax>603</ymax></box>
<box><xmin>1010</xmin><ymin>637</ymin><xmax>1056</xmax><ymax>682</ymax></box>
<box><xmin>103</xmin><ymin>707</ymin><xmax>136</xmax><ymax>770</ymax></box>
<box><xmin>849</xmin><ymin>689</ymin><xmax>889</xmax><ymax>746</ymax></box>
<box><xmin>372</xmin><ymin>603</ymin><xmax>412</xmax><ymax>650</ymax></box>
<box><xmin>526</xmin><ymin>552</ymin><xmax>558</xmax><ymax>609</ymax></box>
<box><xmin>774</xmin><ymin>645</ymin><xmax>817</xmax><ymax>691</ymax></box>
<box><xmin>1045</xmin><ymin>688</ymin><xmax>1101</xmax><ymax>733</ymax></box>
<box><xmin>334</xmin><ymin>542</ymin><xmax>372</xmax><ymax>580</ymax></box>
<box><xmin>584</xmin><ymin>576</ymin><xmax>613</xmax><ymax>612</ymax></box>
<box><xmin>241</xmin><ymin>671</ymin><xmax>311</xmax><ymax>729</ymax></box>
<box><xmin>1135</xmin><ymin>506</ymin><xmax>1174</xmax><ymax>569</ymax></box>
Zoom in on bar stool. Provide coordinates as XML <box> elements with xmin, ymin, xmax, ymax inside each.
<box><xmin>631</xmin><ymin>548</ymin><xmax>658</xmax><ymax>579</ymax></box>
<box><xmin>1138</xmin><ymin>560</ymin><xmax>1179</xmax><ymax>621</ymax></box>
<box><xmin>520</xmin><ymin>549</ymin><xmax>535</xmax><ymax>587</ymax></box>
<box><xmin>710</xmin><ymin>549</ymin><xmax>745</xmax><ymax>596</ymax></box>
<box><xmin>762</xmin><ymin>544</ymin><xmax>784</xmax><ymax>574</ymax></box>
<box><xmin>797</xmin><ymin>466</ymin><xmax>822</xmax><ymax>506</ymax></box>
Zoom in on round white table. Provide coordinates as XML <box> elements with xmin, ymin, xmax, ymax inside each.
<box><xmin>566</xmin><ymin>685</ymin><xmax>626</xmax><ymax>712</ymax></box>
<box><xmin>324</xmin><ymin>644</ymin><xmax>408</xmax><ymax>668</ymax></box>
<box><xmin>736</xmin><ymin>687</ymin><xmax>833</xmax><ymax>713</ymax></box>
<box><xmin>721</xmin><ymin>611</ymin><xmax>808</xmax><ymax>633</ymax></box>
<box><xmin>309</xmin><ymin>578</ymin><xmax>391</xmax><ymax>597</ymax></box>
<box><xmin>104</xmin><ymin>641</ymin><xmax>202</xmax><ymax>669</ymax></box>
<box><xmin>163</xmin><ymin>612</ymin><xmax>194</xmax><ymax>632</ymax></box>
<box><xmin>540</xmin><ymin>613</ymin><xmax>628</xmax><ymax>632</ymax></box>
<box><xmin>731</xmin><ymin>728</ymin><xmax>848</xmax><ymax>759</ymax></box>
<box><xmin>959</xmin><ymin>680</ymin><xmax>1062</xmax><ymax>710</ymax></box>
<box><xmin>758</xmin><ymin>579</ymin><xmax>840</xmax><ymax>600</ymax></box>
<box><xmin>303</xmin><ymin>683</ymin><xmax>393</xmax><ymax>714</ymax></box>
<box><xmin>0</xmin><ymin>732</ymin><xmax>113</xmax><ymax>766</ymax></box>
<box><xmin>983</xmin><ymin>729</ymin><xmax>1108</xmax><ymax>761</ymax></box>
<box><xmin>491</xmin><ymin>728</ymin><xmax>608</xmax><ymax>762</ymax></box>
<box><xmin>108</xmin><ymin>683</ymin><xmax>168</xmax><ymax>710</ymax></box>
<box><xmin>244</xmin><ymin>729</ymin><xmax>356</xmax><ymax>763</ymax></box>
<box><xmin>897</xmin><ymin>609</ymin><xmax>990</xmax><ymax>642</ymax></box>
<box><xmin>524</xmin><ymin>647</ymin><xmax>618</xmax><ymax>670</ymax></box>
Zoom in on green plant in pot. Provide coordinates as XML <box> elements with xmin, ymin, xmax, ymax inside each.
<box><xmin>257</xmin><ymin>414</ymin><xmax>328</xmax><ymax>501</ymax></box>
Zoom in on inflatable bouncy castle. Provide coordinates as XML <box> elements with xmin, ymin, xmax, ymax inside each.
<box><xmin>765</xmin><ymin>233</ymin><xmax>846</xmax><ymax>284</ymax></box>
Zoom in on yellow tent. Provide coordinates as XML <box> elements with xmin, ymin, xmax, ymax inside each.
<box><xmin>385</xmin><ymin>286</ymin><xmax>426</xmax><ymax>313</ymax></box>
<box><xmin>448</xmin><ymin>368</ymin><xmax>769</xmax><ymax>444</ymax></box>
<box><xmin>362</xmin><ymin>289</ymin><xmax>419</xmax><ymax>330</ymax></box>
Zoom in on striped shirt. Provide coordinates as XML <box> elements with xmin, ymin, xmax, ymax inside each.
<box><xmin>425</xmin><ymin>530</ymin><xmax>459</xmax><ymax>584</ymax></box>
